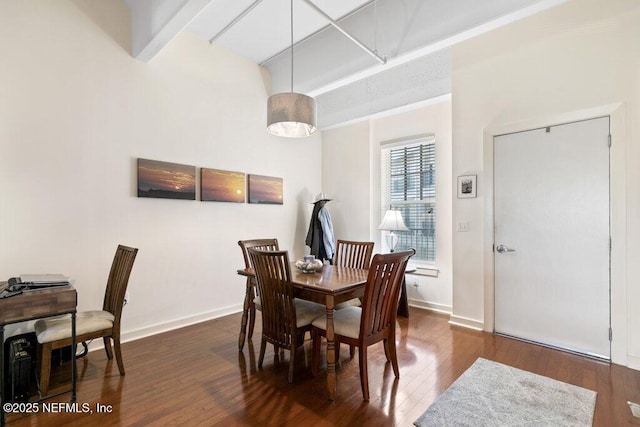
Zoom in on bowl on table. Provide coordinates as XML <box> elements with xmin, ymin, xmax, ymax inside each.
<box><xmin>295</xmin><ymin>256</ymin><xmax>323</xmax><ymax>273</ymax></box>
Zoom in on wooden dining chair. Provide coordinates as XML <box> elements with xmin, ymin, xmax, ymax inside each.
<box><xmin>311</xmin><ymin>249</ymin><xmax>414</xmax><ymax>400</ymax></box>
<box><xmin>237</xmin><ymin>238</ymin><xmax>279</xmax><ymax>351</ymax></box>
<box><xmin>333</xmin><ymin>240</ymin><xmax>374</xmax><ymax>310</ymax></box>
<box><xmin>333</xmin><ymin>239</ymin><xmax>375</xmax><ymax>356</ymax></box>
<box><xmin>34</xmin><ymin>244</ymin><xmax>138</xmax><ymax>395</ymax></box>
<box><xmin>248</xmin><ymin>248</ymin><xmax>325</xmax><ymax>383</ymax></box>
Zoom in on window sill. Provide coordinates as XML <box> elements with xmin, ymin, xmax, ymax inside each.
<box><xmin>406</xmin><ymin>263</ymin><xmax>439</xmax><ymax>278</ymax></box>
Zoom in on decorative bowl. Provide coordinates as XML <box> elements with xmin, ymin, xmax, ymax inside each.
<box><xmin>295</xmin><ymin>257</ymin><xmax>323</xmax><ymax>273</ymax></box>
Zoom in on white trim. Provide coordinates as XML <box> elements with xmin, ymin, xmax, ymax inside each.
<box><xmin>628</xmin><ymin>355</ymin><xmax>640</xmax><ymax>371</ymax></box>
<box><xmin>85</xmin><ymin>305</ymin><xmax>242</xmax><ymax>353</ymax></box>
<box><xmin>407</xmin><ymin>266</ymin><xmax>439</xmax><ymax>277</ymax></box>
<box><xmin>409</xmin><ymin>300</ymin><xmax>451</xmax><ymax>315</ymax></box>
<box><xmin>449</xmin><ymin>314</ymin><xmax>484</xmax><ymax>331</ymax></box>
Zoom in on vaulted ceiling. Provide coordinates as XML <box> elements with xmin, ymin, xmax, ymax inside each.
<box><xmin>123</xmin><ymin>0</ymin><xmax>566</xmax><ymax>129</ymax></box>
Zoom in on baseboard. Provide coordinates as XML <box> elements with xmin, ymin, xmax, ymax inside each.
<box><xmin>408</xmin><ymin>299</ymin><xmax>452</xmax><ymax>315</ymax></box>
<box><xmin>448</xmin><ymin>314</ymin><xmax>484</xmax><ymax>331</ymax></box>
<box><xmin>85</xmin><ymin>304</ymin><xmax>242</xmax><ymax>353</ymax></box>
<box><xmin>627</xmin><ymin>355</ymin><xmax>640</xmax><ymax>371</ymax></box>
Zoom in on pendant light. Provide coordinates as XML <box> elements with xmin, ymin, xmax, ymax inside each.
<box><xmin>267</xmin><ymin>0</ymin><xmax>316</xmax><ymax>138</ymax></box>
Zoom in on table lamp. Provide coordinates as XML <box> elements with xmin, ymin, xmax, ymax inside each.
<box><xmin>378</xmin><ymin>210</ymin><xmax>408</xmax><ymax>252</ymax></box>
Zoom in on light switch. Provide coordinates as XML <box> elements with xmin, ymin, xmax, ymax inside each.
<box><xmin>457</xmin><ymin>221</ymin><xmax>470</xmax><ymax>232</ymax></box>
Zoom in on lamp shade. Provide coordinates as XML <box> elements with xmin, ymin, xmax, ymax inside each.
<box><xmin>267</xmin><ymin>92</ymin><xmax>316</xmax><ymax>138</ymax></box>
<box><xmin>378</xmin><ymin>210</ymin><xmax>409</xmax><ymax>231</ymax></box>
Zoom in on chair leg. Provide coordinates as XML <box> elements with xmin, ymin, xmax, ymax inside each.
<box><xmin>238</xmin><ymin>281</ymin><xmax>253</xmax><ymax>351</ymax></box>
<box><xmin>388</xmin><ymin>331</ymin><xmax>400</xmax><ymax>378</ymax></box>
<box><xmin>258</xmin><ymin>338</ymin><xmax>267</xmax><ymax>368</ymax></box>
<box><xmin>103</xmin><ymin>336</ymin><xmax>114</xmax><ymax>360</ymax></box>
<box><xmin>358</xmin><ymin>345</ymin><xmax>370</xmax><ymax>401</ymax></box>
<box><xmin>273</xmin><ymin>344</ymin><xmax>280</xmax><ymax>364</ymax></box>
<box><xmin>311</xmin><ymin>328</ymin><xmax>321</xmax><ymax>377</ymax></box>
<box><xmin>113</xmin><ymin>336</ymin><xmax>126</xmax><ymax>376</ymax></box>
<box><xmin>38</xmin><ymin>342</ymin><xmax>53</xmax><ymax>397</ymax></box>
<box><xmin>248</xmin><ymin>305</ymin><xmax>256</xmax><ymax>340</ymax></box>
<box><xmin>288</xmin><ymin>344</ymin><xmax>296</xmax><ymax>383</ymax></box>
<box><xmin>349</xmin><ymin>345</ymin><xmax>356</xmax><ymax>358</ymax></box>
<box><xmin>335</xmin><ymin>339</ymin><xmax>341</xmax><ymax>362</ymax></box>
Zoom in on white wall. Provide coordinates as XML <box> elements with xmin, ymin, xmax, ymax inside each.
<box><xmin>322</xmin><ymin>100</ymin><xmax>453</xmax><ymax>312</ymax></box>
<box><xmin>451</xmin><ymin>0</ymin><xmax>640</xmax><ymax>368</ymax></box>
<box><xmin>0</xmin><ymin>0</ymin><xmax>321</xmax><ymax>341</ymax></box>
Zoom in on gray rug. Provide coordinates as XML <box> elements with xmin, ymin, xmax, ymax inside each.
<box><xmin>414</xmin><ymin>358</ymin><xmax>596</xmax><ymax>427</ymax></box>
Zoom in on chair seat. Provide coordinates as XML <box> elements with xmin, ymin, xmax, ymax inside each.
<box><xmin>312</xmin><ymin>306</ymin><xmax>361</xmax><ymax>339</ymax></box>
<box><xmin>334</xmin><ymin>298</ymin><xmax>361</xmax><ymax>310</ymax></box>
<box><xmin>34</xmin><ymin>310</ymin><xmax>115</xmax><ymax>344</ymax></box>
<box><xmin>294</xmin><ymin>299</ymin><xmax>325</xmax><ymax>327</ymax></box>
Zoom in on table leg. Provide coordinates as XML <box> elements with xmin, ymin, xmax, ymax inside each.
<box><xmin>71</xmin><ymin>311</ymin><xmax>76</xmax><ymax>402</ymax></box>
<box><xmin>1</xmin><ymin>324</ymin><xmax>5</xmax><ymax>426</ymax></box>
<box><xmin>238</xmin><ymin>278</ymin><xmax>252</xmax><ymax>351</ymax></box>
<box><xmin>397</xmin><ymin>276</ymin><xmax>409</xmax><ymax>318</ymax></box>
<box><xmin>325</xmin><ymin>297</ymin><xmax>336</xmax><ymax>400</ymax></box>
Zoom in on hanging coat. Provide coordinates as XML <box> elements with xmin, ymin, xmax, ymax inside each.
<box><xmin>305</xmin><ymin>200</ymin><xmax>335</xmax><ymax>261</ymax></box>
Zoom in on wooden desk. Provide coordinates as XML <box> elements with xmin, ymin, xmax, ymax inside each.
<box><xmin>0</xmin><ymin>284</ymin><xmax>77</xmax><ymax>425</ymax></box>
<box><xmin>238</xmin><ymin>264</ymin><xmax>369</xmax><ymax>400</ymax></box>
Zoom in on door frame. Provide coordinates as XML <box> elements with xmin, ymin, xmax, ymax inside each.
<box><xmin>481</xmin><ymin>103</ymin><xmax>628</xmax><ymax>366</ymax></box>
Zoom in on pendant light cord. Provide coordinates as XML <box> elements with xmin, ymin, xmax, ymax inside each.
<box><xmin>374</xmin><ymin>0</ymin><xmax>378</xmax><ymax>54</ymax></box>
<box><xmin>290</xmin><ymin>0</ymin><xmax>294</xmax><ymax>93</ymax></box>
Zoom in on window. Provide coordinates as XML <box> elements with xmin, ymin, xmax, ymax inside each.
<box><xmin>381</xmin><ymin>135</ymin><xmax>435</xmax><ymax>263</ymax></box>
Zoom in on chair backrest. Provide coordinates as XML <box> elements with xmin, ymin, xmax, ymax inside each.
<box><xmin>247</xmin><ymin>248</ymin><xmax>296</xmax><ymax>346</ymax></box>
<box><xmin>360</xmin><ymin>249</ymin><xmax>414</xmax><ymax>340</ymax></box>
<box><xmin>334</xmin><ymin>240</ymin><xmax>374</xmax><ymax>269</ymax></box>
<box><xmin>238</xmin><ymin>238</ymin><xmax>279</xmax><ymax>269</ymax></box>
<box><xmin>103</xmin><ymin>245</ymin><xmax>138</xmax><ymax>326</ymax></box>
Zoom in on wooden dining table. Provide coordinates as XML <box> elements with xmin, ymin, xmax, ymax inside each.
<box><xmin>237</xmin><ymin>262</ymin><xmax>368</xmax><ymax>400</ymax></box>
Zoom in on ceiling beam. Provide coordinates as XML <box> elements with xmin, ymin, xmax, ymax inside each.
<box><xmin>128</xmin><ymin>0</ymin><xmax>215</xmax><ymax>62</ymax></box>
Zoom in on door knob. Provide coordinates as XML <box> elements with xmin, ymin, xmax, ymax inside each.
<box><xmin>496</xmin><ymin>244</ymin><xmax>516</xmax><ymax>253</ymax></box>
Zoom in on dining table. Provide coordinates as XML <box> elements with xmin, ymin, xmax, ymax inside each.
<box><xmin>237</xmin><ymin>262</ymin><xmax>369</xmax><ymax>400</ymax></box>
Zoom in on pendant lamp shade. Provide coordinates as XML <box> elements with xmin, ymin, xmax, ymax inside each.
<box><xmin>267</xmin><ymin>92</ymin><xmax>316</xmax><ymax>138</ymax></box>
<box><xmin>266</xmin><ymin>0</ymin><xmax>316</xmax><ymax>138</ymax></box>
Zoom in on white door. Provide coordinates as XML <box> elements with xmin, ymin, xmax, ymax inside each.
<box><xmin>494</xmin><ymin>116</ymin><xmax>610</xmax><ymax>359</ymax></box>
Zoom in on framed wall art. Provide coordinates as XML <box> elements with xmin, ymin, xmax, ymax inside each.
<box><xmin>201</xmin><ymin>168</ymin><xmax>245</xmax><ymax>203</ymax></box>
<box><xmin>137</xmin><ymin>158</ymin><xmax>196</xmax><ymax>200</ymax></box>
<box><xmin>457</xmin><ymin>174</ymin><xmax>477</xmax><ymax>199</ymax></box>
<box><xmin>248</xmin><ymin>174</ymin><xmax>283</xmax><ymax>205</ymax></box>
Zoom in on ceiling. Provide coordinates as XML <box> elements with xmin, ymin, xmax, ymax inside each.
<box><xmin>124</xmin><ymin>0</ymin><xmax>566</xmax><ymax>129</ymax></box>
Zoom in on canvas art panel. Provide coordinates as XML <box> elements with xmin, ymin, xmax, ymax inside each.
<box><xmin>201</xmin><ymin>168</ymin><xmax>245</xmax><ymax>203</ymax></box>
<box><xmin>137</xmin><ymin>158</ymin><xmax>196</xmax><ymax>200</ymax></box>
<box><xmin>248</xmin><ymin>174</ymin><xmax>283</xmax><ymax>205</ymax></box>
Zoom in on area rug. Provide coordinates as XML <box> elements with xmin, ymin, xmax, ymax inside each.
<box><xmin>414</xmin><ymin>358</ymin><xmax>596</xmax><ymax>427</ymax></box>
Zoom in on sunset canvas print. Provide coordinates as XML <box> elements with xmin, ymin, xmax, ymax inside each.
<box><xmin>201</xmin><ymin>168</ymin><xmax>245</xmax><ymax>203</ymax></box>
<box><xmin>248</xmin><ymin>174</ymin><xmax>283</xmax><ymax>205</ymax></box>
<box><xmin>137</xmin><ymin>158</ymin><xmax>196</xmax><ymax>200</ymax></box>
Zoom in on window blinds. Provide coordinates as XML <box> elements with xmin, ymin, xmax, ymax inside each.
<box><xmin>381</xmin><ymin>136</ymin><xmax>436</xmax><ymax>262</ymax></box>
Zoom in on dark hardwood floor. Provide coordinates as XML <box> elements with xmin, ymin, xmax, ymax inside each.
<box><xmin>6</xmin><ymin>308</ymin><xmax>640</xmax><ymax>426</ymax></box>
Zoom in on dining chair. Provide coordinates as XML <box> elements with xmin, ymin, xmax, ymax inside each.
<box><xmin>237</xmin><ymin>238</ymin><xmax>280</xmax><ymax>351</ymax></box>
<box><xmin>333</xmin><ymin>239</ymin><xmax>375</xmax><ymax>357</ymax></box>
<box><xmin>34</xmin><ymin>244</ymin><xmax>138</xmax><ymax>396</ymax></box>
<box><xmin>248</xmin><ymin>248</ymin><xmax>325</xmax><ymax>383</ymax></box>
<box><xmin>311</xmin><ymin>249</ymin><xmax>414</xmax><ymax>400</ymax></box>
<box><xmin>333</xmin><ymin>239</ymin><xmax>374</xmax><ymax>310</ymax></box>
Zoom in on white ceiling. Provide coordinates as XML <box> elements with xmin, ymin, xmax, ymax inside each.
<box><xmin>188</xmin><ymin>0</ymin><xmax>373</xmax><ymax>64</ymax></box>
<box><xmin>124</xmin><ymin>0</ymin><xmax>567</xmax><ymax>129</ymax></box>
